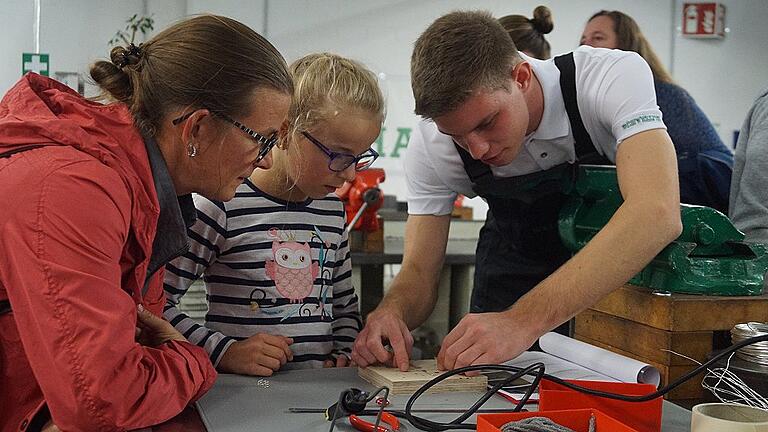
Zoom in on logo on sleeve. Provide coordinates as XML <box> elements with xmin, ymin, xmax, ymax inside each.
<box><xmin>621</xmin><ymin>114</ymin><xmax>662</xmax><ymax>130</ymax></box>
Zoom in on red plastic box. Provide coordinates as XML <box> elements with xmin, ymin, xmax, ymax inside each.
<box><xmin>538</xmin><ymin>379</ymin><xmax>662</xmax><ymax>432</ymax></box>
<box><xmin>477</xmin><ymin>408</ymin><xmax>639</xmax><ymax>432</ymax></box>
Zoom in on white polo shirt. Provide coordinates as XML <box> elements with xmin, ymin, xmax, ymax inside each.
<box><xmin>404</xmin><ymin>45</ymin><xmax>666</xmax><ymax>216</ymax></box>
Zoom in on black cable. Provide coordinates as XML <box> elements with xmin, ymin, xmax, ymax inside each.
<box><xmin>404</xmin><ymin>362</ymin><xmax>547</xmax><ymax>431</ymax></box>
<box><xmin>327</xmin><ymin>390</ymin><xmax>346</xmax><ymax>432</ymax></box>
<box><xmin>327</xmin><ymin>386</ymin><xmax>389</xmax><ymax>432</ymax></box>
<box><xmin>365</xmin><ymin>387</ymin><xmax>390</xmax><ymax>431</ymax></box>
<box><xmin>398</xmin><ymin>333</ymin><xmax>768</xmax><ymax>431</ymax></box>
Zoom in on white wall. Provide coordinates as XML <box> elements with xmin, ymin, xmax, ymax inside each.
<box><xmin>0</xmin><ymin>0</ymin><xmax>264</xmax><ymax>97</ymax></box>
<box><xmin>672</xmin><ymin>0</ymin><xmax>768</xmax><ymax>148</ymax></box>
<box><xmin>185</xmin><ymin>0</ymin><xmax>265</xmax><ymax>33</ymax></box>
<box><xmin>0</xmin><ymin>1</ymin><xmax>35</xmax><ymax>93</ymax></box>
<box><xmin>2</xmin><ymin>1</ymin><xmax>767</xmax><ymax>218</ymax></box>
<box><xmin>1</xmin><ymin>0</ymin><xmax>145</xmax><ymax>96</ymax></box>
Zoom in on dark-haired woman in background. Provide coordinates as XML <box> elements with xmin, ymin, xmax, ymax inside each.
<box><xmin>582</xmin><ymin>10</ymin><xmax>733</xmax><ymax>213</ymax></box>
<box><xmin>0</xmin><ymin>14</ymin><xmax>292</xmax><ymax>432</ymax></box>
<box><xmin>499</xmin><ymin>5</ymin><xmax>554</xmax><ymax>60</ymax></box>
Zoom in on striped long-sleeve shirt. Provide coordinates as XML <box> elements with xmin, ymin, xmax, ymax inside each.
<box><xmin>163</xmin><ymin>179</ymin><xmax>362</xmax><ymax>369</ymax></box>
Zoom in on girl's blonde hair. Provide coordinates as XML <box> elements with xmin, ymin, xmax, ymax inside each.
<box><xmin>287</xmin><ymin>53</ymin><xmax>385</xmax><ymax>137</ymax></box>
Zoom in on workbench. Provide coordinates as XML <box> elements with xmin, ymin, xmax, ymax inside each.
<box><xmin>574</xmin><ymin>284</ymin><xmax>768</xmax><ymax>402</ymax></box>
<box><xmin>152</xmin><ymin>367</ymin><xmax>693</xmax><ymax>431</ymax></box>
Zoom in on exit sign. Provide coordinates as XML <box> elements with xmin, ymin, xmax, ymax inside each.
<box><xmin>22</xmin><ymin>53</ymin><xmax>49</xmax><ymax>76</ymax></box>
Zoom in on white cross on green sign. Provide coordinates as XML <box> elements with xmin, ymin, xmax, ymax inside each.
<box><xmin>22</xmin><ymin>53</ymin><xmax>49</xmax><ymax>76</ymax></box>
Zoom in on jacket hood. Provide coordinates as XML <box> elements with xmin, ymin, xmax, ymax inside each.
<box><xmin>0</xmin><ymin>73</ymin><xmax>157</xmax><ymax>217</ymax></box>
<box><xmin>1</xmin><ymin>73</ymin><xmax>142</xmax><ymax>163</ymax></box>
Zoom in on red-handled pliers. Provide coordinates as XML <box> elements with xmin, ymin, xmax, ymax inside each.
<box><xmin>348</xmin><ymin>412</ymin><xmax>400</xmax><ymax>432</ymax></box>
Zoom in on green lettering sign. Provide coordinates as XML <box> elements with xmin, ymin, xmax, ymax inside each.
<box><xmin>391</xmin><ymin>127</ymin><xmax>411</xmax><ymax>158</ymax></box>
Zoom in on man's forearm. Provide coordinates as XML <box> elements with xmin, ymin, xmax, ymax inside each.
<box><xmin>505</xmin><ymin>198</ymin><xmax>682</xmax><ymax>334</ymax></box>
<box><xmin>376</xmin><ymin>266</ymin><xmax>441</xmax><ymax>330</ymax></box>
<box><xmin>372</xmin><ymin>214</ymin><xmax>452</xmax><ymax>331</ymax></box>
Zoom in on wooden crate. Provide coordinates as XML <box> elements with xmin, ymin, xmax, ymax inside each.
<box><xmin>574</xmin><ymin>285</ymin><xmax>768</xmax><ymax>402</ymax></box>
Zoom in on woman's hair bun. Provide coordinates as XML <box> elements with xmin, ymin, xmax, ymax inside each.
<box><xmin>531</xmin><ymin>6</ymin><xmax>554</xmax><ymax>34</ymax></box>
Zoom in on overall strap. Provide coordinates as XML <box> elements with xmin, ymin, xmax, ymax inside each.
<box><xmin>553</xmin><ymin>52</ymin><xmax>607</xmax><ymax>163</ymax></box>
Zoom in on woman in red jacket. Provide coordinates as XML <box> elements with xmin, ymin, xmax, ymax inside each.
<box><xmin>0</xmin><ymin>14</ymin><xmax>292</xmax><ymax>432</ymax></box>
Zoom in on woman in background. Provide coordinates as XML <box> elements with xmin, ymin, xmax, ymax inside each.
<box><xmin>582</xmin><ymin>10</ymin><xmax>733</xmax><ymax>213</ymax></box>
<box><xmin>498</xmin><ymin>5</ymin><xmax>553</xmax><ymax>60</ymax></box>
<box><xmin>0</xmin><ymin>14</ymin><xmax>292</xmax><ymax>431</ymax></box>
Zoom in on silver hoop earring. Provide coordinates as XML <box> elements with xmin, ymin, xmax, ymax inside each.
<box><xmin>187</xmin><ymin>142</ymin><xmax>197</xmax><ymax>158</ymax></box>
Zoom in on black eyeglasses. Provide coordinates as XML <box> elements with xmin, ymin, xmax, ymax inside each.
<box><xmin>301</xmin><ymin>131</ymin><xmax>379</xmax><ymax>172</ymax></box>
<box><xmin>172</xmin><ymin>110</ymin><xmax>278</xmax><ymax>162</ymax></box>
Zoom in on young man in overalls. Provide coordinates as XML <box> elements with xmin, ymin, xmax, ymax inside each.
<box><xmin>352</xmin><ymin>10</ymin><xmax>682</xmax><ymax>371</ymax></box>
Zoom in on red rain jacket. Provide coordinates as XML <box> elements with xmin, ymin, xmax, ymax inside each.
<box><xmin>0</xmin><ymin>74</ymin><xmax>216</xmax><ymax>431</ymax></box>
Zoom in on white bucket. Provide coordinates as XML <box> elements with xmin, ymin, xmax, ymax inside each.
<box><xmin>691</xmin><ymin>403</ymin><xmax>768</xmax><ymax>432</ymax></box>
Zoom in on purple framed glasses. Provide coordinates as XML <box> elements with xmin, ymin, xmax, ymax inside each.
<box><xmin>301</xmin><ymin>131</ymin><xmax>379</xmax><ymax>172</ymax></box>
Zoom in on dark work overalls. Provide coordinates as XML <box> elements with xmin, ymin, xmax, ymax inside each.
<box><xmin>458</xmin><ymin>53</ymin><xmax>609</xmax><ymax>335</ymax></box>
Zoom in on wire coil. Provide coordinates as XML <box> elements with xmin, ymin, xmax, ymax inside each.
<box><xmin>731</xmin><ymin>323</ymin><xmax>768</xmax><ymax>366</ymax></box>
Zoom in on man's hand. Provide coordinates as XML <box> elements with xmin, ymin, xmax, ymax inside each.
<box><xmin>352</xmin><ymin>308</ymin><xmax>414</xmax><ymax>371</ymax></box>
<box><xmin>437</xmin><ymin>311</ymin><xmax>537</xmax><ymax>371</ymax></box>
<box><xmin>135</xmin><ymin>304</ymin><xmax>187</xmax><ymax>346</ymax></box>
<box><xmin>217</xmin><ymin>333</ymin><xmax>293</xmax><ymax>376</ymax></box>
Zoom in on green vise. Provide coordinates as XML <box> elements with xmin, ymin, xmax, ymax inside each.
<box><xmin>558</xmin><ymin>165</ymin><xmax>768</xmax><ymax>296</ymax></box>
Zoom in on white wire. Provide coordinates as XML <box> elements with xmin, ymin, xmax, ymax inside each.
<box><xmin>702</xmin><ymin>353</ymin><xmax>768</xmax><ymax>410</ymax></box>
<box><xmin>663</xmin><ymin>348</ymin><xmax>768</xmax><ymax>410</ymax></box>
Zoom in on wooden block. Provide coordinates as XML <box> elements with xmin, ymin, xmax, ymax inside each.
<box><xmin>358</xmin><ymin>359</ymin><xmax>487</xmax><ymax>395</ymax></box>
<box><xmin>574</xmin><ymin>310</ymin><xmax>712</xmax><ymax>366</ymax></box>
<box><xmin>590</xmin><ymin>285</ymin><xmax>768</xmax><ymax>331</ymax></box>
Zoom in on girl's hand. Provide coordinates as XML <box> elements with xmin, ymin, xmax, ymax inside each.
<box><xmin>218</xmin><ymin>333</ymin><xmax>293</xmax><ymax>376</ymax></box>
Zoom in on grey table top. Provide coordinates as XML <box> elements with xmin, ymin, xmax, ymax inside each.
<box><xmin>196</xmin><ymin>368</ymin><xmax>691</xmax><ymax>432</ymax></box>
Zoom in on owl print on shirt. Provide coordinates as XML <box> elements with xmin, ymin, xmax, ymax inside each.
<box><xmin>265</xmin><ymin>239</ymin><xmax>319</xmax><ymax>303</ymax></box>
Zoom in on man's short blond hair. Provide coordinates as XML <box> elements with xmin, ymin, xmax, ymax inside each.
<box><xmin>411</xmin><ymin>10</ymin><xmax>522</xmax><ymax>119</ymax></box>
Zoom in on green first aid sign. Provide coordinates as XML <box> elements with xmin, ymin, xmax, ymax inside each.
<box><xmin>22</xmin><ymin>53</ymin><xmax>49</xmax><ymax>76</ymax></box>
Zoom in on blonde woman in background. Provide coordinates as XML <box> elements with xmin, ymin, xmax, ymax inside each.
<box><xmin>582</xmin><ymin>10</ymin><xmax>733</xmax><ymax>213</ymax></box>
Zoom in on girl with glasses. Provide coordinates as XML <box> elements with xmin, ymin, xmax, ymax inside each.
<box><xmin>164</xmin><ymin>53</ymin><xmax>384</xmax><ymax>376</ymax></box>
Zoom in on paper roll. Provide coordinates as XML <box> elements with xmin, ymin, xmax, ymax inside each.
<box><xmin>691</xmin><ymin>403</ymin><xmax>768</xmax><ymax>432</ymax></box>
<box><xmin>538</xmin><ymin>332</ymin><xmax>661</xmax><ymax>386</ymax></box>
